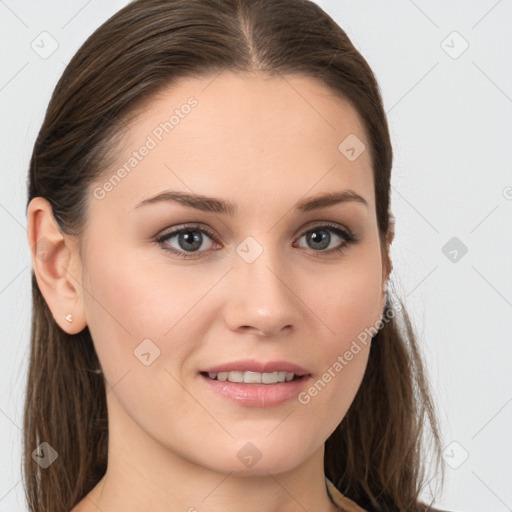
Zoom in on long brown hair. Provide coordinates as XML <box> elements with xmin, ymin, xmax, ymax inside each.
<box><xmin>23</xmin><ymin>1</ymin><xmax>443</xmax><ymax>510</ymax></box>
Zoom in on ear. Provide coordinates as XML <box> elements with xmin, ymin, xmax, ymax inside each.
<box><xmin>378</xmin><ymin>214</ymin><xmax>395</xmax><ymax>320</ymax></box>
<box><xmin>383</xmin><ymin>213</ymin><xmax>395</xmax><ymax>283</ymax></box>
<box><xmin>26</xmin><ymin>197</ymin><xmax>87</xmax><ymax>334</ymax></box>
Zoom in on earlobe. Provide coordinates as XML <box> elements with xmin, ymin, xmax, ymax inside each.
<box><xmin>26</xmin><ymin>197</ymin><xmax>87</xmax><ymax>334</ymax></box>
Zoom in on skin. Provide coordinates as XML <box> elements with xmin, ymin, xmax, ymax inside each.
<box><xmin>27</xmin><ymin>71</ymin><xmax>393</xmax><ymax>512</ymax></box>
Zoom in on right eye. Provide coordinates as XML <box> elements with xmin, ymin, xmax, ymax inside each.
<box><xmin>156</xmin><ymin>224</ymin><xmax>220</xmax><ymax>259</ymax></box>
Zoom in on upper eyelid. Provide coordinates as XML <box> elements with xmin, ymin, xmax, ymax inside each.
<box><xmin>290</xmin><ymin>220</ymin><xmax>352</xmax><ymax>240</ymax></box>
<box><xmin>157</xmin><ymin>223</ymin><xmax>217</xmax><ymax>241</ymax></box>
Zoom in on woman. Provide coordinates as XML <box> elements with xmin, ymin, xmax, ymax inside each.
<box><xmin>24</xmin><ymin>0</ymin><xmax>445</xmax><ymax>511</ymax></box>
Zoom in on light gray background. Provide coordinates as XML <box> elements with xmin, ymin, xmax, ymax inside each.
<box><xmin>1</xmin><ymin>1</ymin><xmax>511</xmax><ymax>511</ymax></box>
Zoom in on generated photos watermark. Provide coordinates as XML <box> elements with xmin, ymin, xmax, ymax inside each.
<box><xmin>298</xmin><ymin>298</ymin><xmax>403</xmax><ymax>405</ymax></box>
<box><xmin>93</xmin><ymin>97</ymin><xmax>198</xmax><ymax>200</ymax></box>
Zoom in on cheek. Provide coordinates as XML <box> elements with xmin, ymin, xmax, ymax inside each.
<box><xmin>81</xmin><ymin>237</ymin><xmax>236</xmax><ymax>405</ymax></box>
<box><xmin>81</xmin><ymin>240</ymin><xmax>201</xmax><ymax>381</ymax></box>
<box><xmin>294</xmin><ymin>247</ymin><xmax>382</xmax><ymax>416</ymax></box>
<box><xmin>303</xmin><ymin>246</ymin><xmax>383</xmax><ymax>351</ymax></box>
<box><xmin>81</xmin><ymin>248</ymin><xmax>210</xmax><ymax>437</ymax></box>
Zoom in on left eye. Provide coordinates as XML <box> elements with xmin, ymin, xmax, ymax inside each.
<box><xmin>294</xmin><ymin>225</ymin><xmax>354</xmax><ymax>252</ymax></box>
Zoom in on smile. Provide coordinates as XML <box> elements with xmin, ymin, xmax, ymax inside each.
<box><xmin>199</xmin><ymin>372</ymin><xmax>311</xmax><ymax>407</ymax></box>
<box><xmin>203</xmin><ymin>370</ymin><xmax>299</xmax><ymax>384</ymax></box>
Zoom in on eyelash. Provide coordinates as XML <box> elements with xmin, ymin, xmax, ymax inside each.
<box><xmin>155</xmin><ymin>222</ymin><xmax>359</xmax><ymax>260</ymax></box>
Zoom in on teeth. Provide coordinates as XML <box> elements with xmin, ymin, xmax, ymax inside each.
<box><xmin>206</xmin><ymin>370</ymin><xmax>297</xmax><ymax>384</ymax></box>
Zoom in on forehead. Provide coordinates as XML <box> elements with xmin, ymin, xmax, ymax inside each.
<box><xmin>92</xmin><ymin>71</ymin><xmax>374</xmax><ymax>216</ymax></box>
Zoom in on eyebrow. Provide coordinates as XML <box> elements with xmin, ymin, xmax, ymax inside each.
<box><xmin>133</xmin><ymin>189</ymin><xmax>368</xmax><ymax>214</ymax></box>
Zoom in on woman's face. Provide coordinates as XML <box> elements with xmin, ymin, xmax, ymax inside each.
<box><xmin>80</xmin><ymin>71</ymin><xmax>388</xmax><ymax>475</ymax></box>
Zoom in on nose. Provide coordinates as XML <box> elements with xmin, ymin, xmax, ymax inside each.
<box><xmin>223</xmin><ymin>240</ymin><xmax>301</xmax><ymax>338</ymax></box>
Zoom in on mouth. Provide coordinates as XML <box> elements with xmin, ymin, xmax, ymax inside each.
<box><xmin>200</xmin><ymin>370</ymin><xmax>307</xmax><ymax>384</ymax></box>
<box><xmin>198</xmin><ymin>370</ymin><xmax>312</xmax><ymax>407</ymax></box>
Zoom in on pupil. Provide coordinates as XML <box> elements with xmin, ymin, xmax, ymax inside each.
<box><xmin>308</xmin><ymin>229</ymin><xmax>329</xmax><ymax>250</ymax></box>
<box><xmin>179</xmin><ymin>230</ymin><xmax>202</xmax><ymax>251</ymax></box>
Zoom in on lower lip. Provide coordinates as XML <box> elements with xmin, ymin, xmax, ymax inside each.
<box><xmin>199</xmin><ymin>373</ymin><xmax>311</xmax><ymax>408</ymax></box>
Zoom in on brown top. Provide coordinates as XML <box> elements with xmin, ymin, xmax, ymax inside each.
<box><xmin>326</xmin><ymin>478</ymin><xmax>367</xmax><ymax>512</ymax></box>
<box><xmin>326</xmin><ymin>480</ymin><xmax>449</xmax><ymax>512</ymax></box>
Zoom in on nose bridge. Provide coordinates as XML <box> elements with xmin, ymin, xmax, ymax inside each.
<box><xmin>226</xmin><ymin>234</ymin><xmax>299</xmax><ymax>335</ymax></box>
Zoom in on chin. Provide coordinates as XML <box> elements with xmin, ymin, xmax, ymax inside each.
<box><xmin>198</xmin><ymin>442</ymin><xmax>310</xmax><ymax>477</ymax></box>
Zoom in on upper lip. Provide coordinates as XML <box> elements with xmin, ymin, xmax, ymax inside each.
<box><xmin>200</xmin><ymin>359</ymin><xmax>310</xmax><ymax>376</ymax></box>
